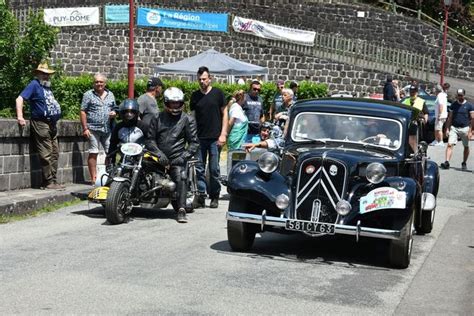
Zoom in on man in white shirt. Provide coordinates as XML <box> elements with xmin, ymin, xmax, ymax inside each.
<box><xmin>431</xmin><ymin>84</ymin><xmax>449</xmax><ymax>146</ymax></box>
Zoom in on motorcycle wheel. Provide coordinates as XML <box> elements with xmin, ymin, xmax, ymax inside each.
<box><xmin>105</xmin><ymin>181</ymin><xmax>131</xmax><ymax>225</ymax></box>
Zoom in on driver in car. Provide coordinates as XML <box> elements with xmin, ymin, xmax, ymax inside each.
<box><xmin>146</xmin><ymin>87</ymin><xmax>199</xmax><ymax>223</ymax></box>
<box><xmin>243</xmin><ymin>122</ymin><xmax>282</xmax><ymax>152</ymax></box>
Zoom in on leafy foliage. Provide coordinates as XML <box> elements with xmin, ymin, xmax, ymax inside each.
<box><xmin>0</xmin><ymin>6</ymin><xmax>58</xmax><ymax>113</ymax></box>
<box><xmin>3</xmin><ymin>76</ymin><xmax>328</xmax><ymax>119</ymax></box>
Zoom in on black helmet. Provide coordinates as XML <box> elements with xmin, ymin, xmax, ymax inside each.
<box><xmin>119</xmin><ymin>98</ymin><xmax>139</xmax><ymax>123</ymax></box>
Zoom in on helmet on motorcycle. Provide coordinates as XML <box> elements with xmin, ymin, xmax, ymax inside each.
<box><xmin>119</xmin><ymin>98</ymin><xmax>139</xmax><ymax>123</ymax></box>
<box><xmin>163</xmin><ymin>87</ymin><xmax>185</xmax><ymax>115</ymax></box>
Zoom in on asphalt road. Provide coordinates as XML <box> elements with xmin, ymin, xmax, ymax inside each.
<box><xmin>0</xmin><ymin>142</ymin><xmax>472</xmax><ymax>314</ymax></box>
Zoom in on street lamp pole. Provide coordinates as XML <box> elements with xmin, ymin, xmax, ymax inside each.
<box><xmin>440</xmin><ymin>0</ymin><xmax>451</xmax><ymax>86</ymax></box>
<box><xmin>128</xmin><ymin>0</ymin><xmax>135</xmax><ymax>98</ymax></box>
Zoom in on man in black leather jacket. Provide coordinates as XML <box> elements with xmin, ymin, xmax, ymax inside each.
<box><xmin>146</xmin><ymin>87</ymin><xmax>199</xmax><ymax>223</ymax></box>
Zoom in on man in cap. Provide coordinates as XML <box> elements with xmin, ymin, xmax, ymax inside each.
<box><xmin>440</xmin><ymin>89</ymin><xmax>474</xmax><ymax>170</ymax></box>
<box><xmin>16</xmin><ymin>62</ymin><xmax>64</xmax><ymax>189</ymax></box>
<box><xmin>137</xmin><ymin>77</ymin><xmax>164</xmax><ymax>134</ymax></box>
<box><xmin>269</xmin><ymin>79</ymin><xmax>285</xmax><ymax>121</ymax></box>
<box><xmin>402</xmin><ymin>85</ymin><xmax>429</xmax><ymax>148</ymax></box>
<box><xmin>80</xmin><ymin>73</ymin><xmax>117</xmax><ymax>185</ymax></box>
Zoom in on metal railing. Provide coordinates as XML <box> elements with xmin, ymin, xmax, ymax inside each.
<box><xmin>233</xmin><ymin>31</ymin><xmax>431</xmax><ymax>80</ymax></box>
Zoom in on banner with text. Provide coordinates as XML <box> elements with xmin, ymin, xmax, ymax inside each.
<box><xmin>44</xmin><ymin>7</ymin><xmax>100</xmax><ymax>27</ymax></box>
<box><xmin>137</xmin><ymin>7</ymin><xmax>228</xmax><ymax>32</ymax></box>
<box><xmin>105</xmin><ymin>5</ymin><xmax>129</xmax><ymax>24</ymax></box>
<box><xmin>232</xmin><ymin>16</ymin><xmax>315</xmax><ymax>46</ymax></box>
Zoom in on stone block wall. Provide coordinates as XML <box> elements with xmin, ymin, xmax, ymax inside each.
<box><xmin>9</xmin><ymin>0</ymin><xmax>473</xmax><ymax>82</ymax></box>
<box><xmin>0</xmin><ymin>119</ymin><xmax>89</xmax><ymax>191</ymax></box>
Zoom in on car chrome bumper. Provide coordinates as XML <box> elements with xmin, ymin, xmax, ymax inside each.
<box><xmin>227</xmin><ymin>211</ymin><xmax>401</xmax><ymax>240</ymax></box>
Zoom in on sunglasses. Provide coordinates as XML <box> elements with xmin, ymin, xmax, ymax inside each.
<box><xmin>253</xmin><ymin>88</ymin><xmax>261</xmax><ymax>92</ymax></box>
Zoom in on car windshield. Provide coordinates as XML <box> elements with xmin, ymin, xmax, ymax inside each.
<box><xmin>291</xmin><ymin>112</ymin><xmax>403</xmax><ymax>150</ymax></box>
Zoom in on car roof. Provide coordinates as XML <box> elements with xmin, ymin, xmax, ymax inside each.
<box><xmin>292</xmin><ymin>98</ymin><xmax>414</xmax><ymax>122</ymax></box>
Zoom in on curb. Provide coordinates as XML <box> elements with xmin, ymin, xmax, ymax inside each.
<box><xmin>0</xmin><ymin>185</ymin><xmax>92</xmax><ymax>217</ymax></box>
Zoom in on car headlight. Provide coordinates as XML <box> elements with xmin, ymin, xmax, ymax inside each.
<box><xmin>336</xmin><ymin>200</ymin><xmax>352</xmax><ymax>216</ymax></box>
<box><xmin>275</xmin><ymin>194</ymin><xmax>289</xmax><ymax>210</ymax></box>
<box><xmin>258</xmin><ymin>152</ymin><xmax>279</xmax><ymax>173</ymax></box>
<box><xmin>366</xmin><ymin>162</ymin><xmax>386</xmax><ymax>184</ymax></box>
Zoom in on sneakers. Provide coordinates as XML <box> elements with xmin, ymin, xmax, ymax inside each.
<box><xmin>192</xmin><ymin>194</ymin><xmax>205</xmax><ymax>209</ymax></box>
<box><xmin>210</xmin><ymin>198</ymin><xmax>219</xmax><ymax>208</ymax></box>
<box><xmin>440</xmin><ymin>161</ymin><xmax>450</xmax><ymax>169</ymax></box>
<box><xmin>177</xmin><ymin>208</ymin><xmax>188</xmax><ymax>223</ymax></box>
<box><xmin>461</xmin><ymin>162</ymin><xmax>467</xmax><ymax>170</ymax></box>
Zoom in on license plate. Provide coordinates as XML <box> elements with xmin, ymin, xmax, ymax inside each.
<box><xmin>286</xmin><ymin>220</ymin><xmax>335</xmax><ymax>234</ymax></box>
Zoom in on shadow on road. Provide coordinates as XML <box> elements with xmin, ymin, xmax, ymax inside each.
<box><xmin>211</xmin><ymin>232</ymin><xmax>392</xmax><ymax>270</ymax></box>
<box><xmin>71</xmin><ymin>205</ymin><xmax>178</xmax><ymax>223</ymax></box>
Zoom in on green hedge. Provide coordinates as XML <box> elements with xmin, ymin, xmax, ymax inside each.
<box><xmin>2</xmin><ymin>75</ymin><xmax>327</xmax><ymax>120</ymax></box>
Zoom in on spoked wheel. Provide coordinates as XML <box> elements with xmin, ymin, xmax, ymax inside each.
<box><xmin>388</xmin><ymin>212</ymin><xmax>414</xmax><ymax>269</ymax></box>
<box><xmin>105</xmin><ymin>181</ymin><xmax>132</xmax><ymax>225</ymax></box>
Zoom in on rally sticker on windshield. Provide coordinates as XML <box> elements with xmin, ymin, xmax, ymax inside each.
<box><xmin>359</xmin><ymin>187</ymin><xmax>406</xmax><ymax>214</ymax></box>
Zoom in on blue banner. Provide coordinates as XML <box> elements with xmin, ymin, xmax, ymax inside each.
<box><xmin>137</xmin><ymin>8</ymin><xmax>228</xmax><ymax>32</ymax></box>
<box><xmin>105</xmin><ymin>5</ymin><xmax>129</xmax><ymax>24</ymax></box>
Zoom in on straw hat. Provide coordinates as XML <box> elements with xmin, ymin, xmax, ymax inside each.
<box><xmin>35</xmin><ymin>63</ymin><xmax>55</xmax><ymax>74</ymax></box>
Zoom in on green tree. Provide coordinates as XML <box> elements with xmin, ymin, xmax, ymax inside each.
<box><xmin>0</xmin><ymin>5</ymin><xmax>58</xmax><ymax>116</ymax></box>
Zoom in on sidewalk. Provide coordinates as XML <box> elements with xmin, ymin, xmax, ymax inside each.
<box><xmin>0</xmin><ymin>184</ymin><xmax>92</xmax><ymax>216</ymax></box>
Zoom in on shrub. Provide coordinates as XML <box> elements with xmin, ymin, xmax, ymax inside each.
<box><xmin>0</xmin><ymin>5</ymin><xmax>58</xmax><ymax>114</ymax></box>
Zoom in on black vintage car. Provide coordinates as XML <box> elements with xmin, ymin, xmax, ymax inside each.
<box><xmin>226</xmin><ymin>99</ymin><xmax>439</xmax><ymax>269</ymax></box>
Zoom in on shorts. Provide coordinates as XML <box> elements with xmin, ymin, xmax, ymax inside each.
<box><xmin>434</xmin><ymin>118</ymin><xmax>446</xmax><ymax>131</ymax></box>
<box><xmin>88</xmin><ymin>130</ymin><xmax>111</xmax><ymax>154</ymax></box>
<box><xmin>448</xmin><ymin>126</ymin><xmax>470</xmax><ymax>147</ymax></box>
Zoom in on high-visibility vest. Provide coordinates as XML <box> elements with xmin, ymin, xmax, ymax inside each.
<box><xmin>402</xmin><ymin>97</ymin><xmax>424</xmax><ymax>112</ymax></box>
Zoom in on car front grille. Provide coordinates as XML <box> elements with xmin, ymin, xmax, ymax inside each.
<box><xmin>294</xmin><ymin>157</ymin><xmax>347</xmax><ymax>224</ymax></box>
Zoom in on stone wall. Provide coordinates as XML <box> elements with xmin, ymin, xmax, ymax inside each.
<box><xmin>0</xmin><ymin>119</ymin><xmax>89</xmax><ymax>191</ymax></box>
<box><xmin>9</xmin><ymin>0</ymin><xmax>473</xmax><ymax>83</ymax></box>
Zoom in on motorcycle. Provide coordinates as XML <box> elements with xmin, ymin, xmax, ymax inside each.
<box><xmin>88</xmin><ymin>142</ymin><xmax>197</xmax><ymax>224</ymax></box>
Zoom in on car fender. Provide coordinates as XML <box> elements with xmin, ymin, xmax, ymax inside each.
<box><xmin>423</xmin><ymin>160</ymin><xmax>440</xmax><ymax>196</ymax></box>
<box><xmin>227</xmin><ymin>161</ymin><xmax>290</xmax><ymax>214</ymax></box>
<box><xmin>345</xmin><ymin>177</ymin><xmax>418</xmax><ymax>224</ymax></box>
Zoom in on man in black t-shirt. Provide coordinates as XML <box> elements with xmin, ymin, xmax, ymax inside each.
<box><xmin>190</xmin><ymin>66</ymin><xmax>228</xmax><ymax>208</ymax></box>
<box><xmin>440</xmin><ymin>89</ymin><xmax>474</xmax><ymax>170</ymax></box>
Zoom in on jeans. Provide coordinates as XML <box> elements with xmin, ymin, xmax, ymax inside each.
<box><xmin>196</xmin><ymin>139</ymin><xmax>221</xmax><ymax>199</ymax></box>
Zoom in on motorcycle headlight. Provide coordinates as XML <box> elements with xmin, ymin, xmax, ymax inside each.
<box><xmin>258</xmin><ymin>152</ymin><xmax>279</xmax><ymax>174</ymax></box>
<box><xmin>275</xmin><ymin>194</ymin><xmax>289</xmax><ymax>210</ymax></box>
<box><xmin>366</xmin><ymin>162</ymin><xmax>387</xmax><ymax>184</ymax></box>
<box><xmin>336</xmin><ymin>200</ymin><xmax>352</xmax><ymax>216</ymax></box>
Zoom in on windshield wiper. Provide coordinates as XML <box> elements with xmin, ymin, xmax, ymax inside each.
<box><xmin>296</xmin><ymin>136</ymin><xmax>327</xmax><ymax>144</ymax></box>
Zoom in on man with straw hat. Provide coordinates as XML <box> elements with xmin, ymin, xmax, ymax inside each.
<box><xmin>16</xmin><ymin>62</ymin><xmax>64</xmax><ymax>190</ymax></box>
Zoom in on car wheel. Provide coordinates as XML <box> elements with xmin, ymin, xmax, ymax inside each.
<box><xmin>388</xmin><ymin>212</ymin><xmax>414</xmax><ymax>269</ymax></box>
<box><xmin>227</xmin><ymin>220</ymin><xmax>257</xmax><ymax>252</ymax></box>
<box><xmin>418</xmin><ymin>209</ymin><xmax>435</xmax><ymax>234</ymax></box>
<box><xmin>105</xmin><ymin>181</ymin><xmax>132</xmax><ymax>225</ymax></box>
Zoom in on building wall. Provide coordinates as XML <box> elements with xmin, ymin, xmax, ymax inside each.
<box><xmin>0</xmin><ymin>119</ymin><xmax>89</xmax><ymax>191</ymax></box>
<box><xmin>9</xmin><ymin>0</ymin><xmax>473</xmax><ymax>82</ymax></box>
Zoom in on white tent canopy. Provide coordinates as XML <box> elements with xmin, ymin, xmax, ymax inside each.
<box><xmin>154</xmin><ymin>49</ymin><xmax>268</xmax><ymax>79</ymax></box>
